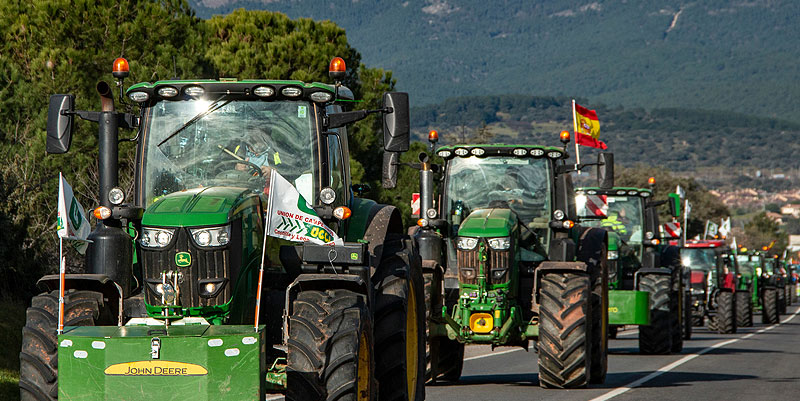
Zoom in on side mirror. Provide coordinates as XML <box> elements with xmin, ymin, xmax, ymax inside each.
<box><xmin>667</xmin><ymin>193</ymin><xmax>681</xmax><ymax>218</ymax></box>
<box><xmin>382</xmin><ymin>92</ymin><xmax>409</xmax><ymax>152</ymax></box>
<box><xmin>597</xmin><ymin>152</ymin><xmax>614</xmax><ymax>189</ymax></box>
<box><xmin>46</xmin><ymin>94</ymin><xmax>75</xmax><ymax>154</ymax></box>
<box><xmin>575</xmin><ymin>193</ymin><xmax>608</xmax><ymax>220</ymax></box>
<box><xmin>382</xmin><ymin>152</ymin><xmax>399</xmax><ymax>189</ymax></box>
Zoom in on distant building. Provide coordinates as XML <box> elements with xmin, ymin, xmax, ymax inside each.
<box><xmin>766</xmin><ymin>211</ymin><xmax>784</xmax><ymax>225</ymax></box>
<box><xmin>781</xmin><ymin>204</ymin><xmax>800</xmax><ymax>218</ymax></box>
<box><xmin>788</xmin><ymin>235</ymin><xmax>800</xmax><ymax>252</ymax></box>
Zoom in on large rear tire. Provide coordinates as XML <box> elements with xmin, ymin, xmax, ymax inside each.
<box><xmin>638</xmin><ymin>274</ymin><xmax>672</xmax><ymax>355</ymax></box>
<box><xmin>287</xmin><ymin>289</ymin><xmax>374</xmax><ymax>401</ymax></box>
<box><xmin>538</xmin><ymin>272</ymin><xmax>591</xmax><ymax>389</ymax></box>
<box><xmin>736</xmin><ymin>291</ymin><xmax>753</xmax><ymax>327</ymax></box>
<box><xmin>20</xmin><ymin>289</ymin><xmax>114</xmax><ymax>401</ymax></box>
<box><xmin>373</xmin><ymin>236</ymin><xmax>426</xmax><ymax>401</ymax></box>
<box><xmin>762</xmin><ymin>288</ymin><xmax>779</xmax><ymax>324</ymax></box>
<box><xmin>715</xmin><ymin>291</ymin><xmax>736</xmax><ymax>334</ymax></box>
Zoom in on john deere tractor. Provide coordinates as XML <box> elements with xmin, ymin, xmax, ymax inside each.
<box><xmin>735</xmin><ymin>249</ymin><xmax>760</xmax><ymax>327</ymax></box>
<box><xmin>415</xmin><ymin>135</ymin><xmax>612</xmax><ymax>389</ymax></box>
<box><xmin>575</xmin><ymin>184</ymin><xmax>687</xmax><ymax>354</ymax></box>
<box><xmin>763</xmin><ymin>254</ymin><xmax>788</xmax><ymax>317</ymax></box>
<box><xmin>20</xmin><ymin>58</ymin><xmax>426</xmax><ymax>400</ymax></box>
<box><xmin>682</xmin><ymin>240</ymin><xmax>738</xmax><ymax>334</ymax></box>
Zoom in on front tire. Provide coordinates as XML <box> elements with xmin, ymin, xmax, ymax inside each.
<box><xmin>669</xmin><ymin>291</ymin><xmax>683</xmax><ymax>353</ymax></box>
<box><xmin>715</xmin><ymin>291</ymin><xmax>736</xmax><ymax>334</ymax></box>
<box><xmin>424</xmin><ymin>270</ymin><xmax>464</xmax><ymax>383</ymax></box>
<box><xmin>736</xmin><ymin>291</ymin><xmax>753</xmax><ymax>327</ymax></box>
<box><xmin>762</xmin><ymin>288</ymin><xmax>779</xmax><ymax>324</ymax></box>
<box><xmin>538</xmin><ymin>272</ymin><xmax>591</xmax><ymax>389</ymax></box>
<box><xmin>683</xmin><ymin>292</ymin><xmax>693</xmax><ymax>340</ymax></box>
<box><xmin>638</xmin><ymin>274</ymin><xmax>672</xmax><ymax>355</ymax></box>
<box><xmin>373</xmin><ymin>236</ymin><xmax>426</xmax><ymax>401</ymax></box>
<box><xmin>20</xmin><ymin>289</ymin><xmax>114</xmax><ymax>401</ymax></box>
<box><xmin>777</xmin><ymin>286</ymin><xmax>787</xmax><ymax>315</ymax></box>
<box><xmin>287</xmin><ymin>289</ymin><xmax>374</xmax><ymax>401</ymax></box>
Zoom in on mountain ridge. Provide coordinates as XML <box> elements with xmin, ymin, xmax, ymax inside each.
<box><xmin>188</xmin><ymin>0</ymin><xmax>800</xmax><ymax>122</ymax></box>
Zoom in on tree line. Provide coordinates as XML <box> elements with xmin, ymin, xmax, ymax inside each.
<box><xmin>0</xmin><ymin>1</ymin><xmax>394</xmax><ymax>299</ymax></box>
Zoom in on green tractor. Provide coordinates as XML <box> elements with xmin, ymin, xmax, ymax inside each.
<box><xmin>681</xmin><ymin>240</ymin><xmax>739</xmax><ymax>334</ymax></box>
<box><xmin>574</xmin><ymin>184</ymin><xmax>688</xmax><ymax>354</ymax></box>
<box><xmin>735</xmin><ymin>249</ymin><xmax>761</xmax><ymax>327</ymax></box>
<box><xmin>763</xmin><ymin>254</ymin><xmax>788</xmax><ymax>316</ymax></box>
<box><xmin>20</xmin><ymin>58</ymin><xmax>427</xmax><ymax>400</ymax></box>
<box><xmin>415</xmin><ymin>135</ymin><xmax>612</xmax><ymax>388</ymax></box>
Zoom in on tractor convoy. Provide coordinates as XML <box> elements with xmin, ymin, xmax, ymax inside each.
<box><xmin>18</xmin><ymin>57</ymin><xmax>794</xmax><ymax>400</ymax></box>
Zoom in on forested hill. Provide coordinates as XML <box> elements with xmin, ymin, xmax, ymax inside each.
<box><xmin>409</xmin><ymin>95</ymin><xmax>800</xmax><ymax>171</ymax></box>
<box><xmin>189</xmin><ymin>0</ymin><xmax>800</xmax><ymax>122</ymax></box>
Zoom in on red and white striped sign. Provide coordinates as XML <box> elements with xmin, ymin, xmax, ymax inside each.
<box><xmin>583</xmin><ymin>194</ymin><xmax>608</xmax><ymax>217</ymax></box>
<box><xmin>411</xmin><ymin>193</ymin><xmax>420</xmax><ymax>218</ymax></box>
<box><xmin>663</xmin><ymin>222</ymin><xmax>681</xmax><ymax>239</ymax></box>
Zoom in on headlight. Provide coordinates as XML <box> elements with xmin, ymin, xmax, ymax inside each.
<box><xmin>488</xmin><ymin>237</ymin><xmax>511</xmax><ymax>250</ymax></box>
<box><xmin>457</xmin><ymin>237</ymin><xmax>479</xmax><ymax>250</ymax></box>
<box><xmin>607</xmin><ymin>250</ymin><xmax>619</xmax><ymax>260</ymax></box>
<box><xmin>190</xmin><ymin>225</ymin><xmax>231</xmax><ymax>247</ymax></box>
<box><xmin>108</xmin><ymin>187</ymin><xmax>125</xmax><ymax>205</ymax></box>
<box><xmin>140</xmin><ymin>227</ymin><xmax>175</xmax><ymax>248</ymax></box>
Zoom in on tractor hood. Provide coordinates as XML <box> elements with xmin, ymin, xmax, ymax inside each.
<box><xmin>142</xmin><ymin>187</ymin><xmax>258</xmax><ymax>227</ymax></box>
<box><xmin>457</xmin><ymin>208</ymin><xmax>515</xmax><ymax>238</ymax></box>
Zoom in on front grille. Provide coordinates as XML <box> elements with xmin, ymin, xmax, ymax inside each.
<box><xmin>141</xmin><ymin>228</ymin><xmax>232</xmax><ymax>308</ymax></box>
<box><xmin>457</xmin><ymin>248</ymin><xmax>479</xmax><ymax>284</ymax></box>
<box><xmin>456</xmin><ymin>245</ymin><xmax>511</xmax><ymax>285</ymax></box>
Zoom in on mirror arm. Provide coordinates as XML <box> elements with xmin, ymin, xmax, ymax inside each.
<box><xmin>67</xmin><ymin>110</ymin><xmax>100</xmax><ymax>123</ymax></box>
<box><xmin>556</xmin><ymin>161</ymin><xmax>601</xmax><ymax>175</ymax></box>
<box><xmin>646</xmin><ymin>200</ymin><xmax>668</xmax><ymax>208</ymax></box>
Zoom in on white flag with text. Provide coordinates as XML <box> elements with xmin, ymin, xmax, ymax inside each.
<box><xmin>266</xmin><ymin>170</ymin><xmax>342</xmax><ymax>245</ymax></box>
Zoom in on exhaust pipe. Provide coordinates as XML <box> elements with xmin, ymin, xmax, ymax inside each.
<box><xmin>96</xmin><ymin>81</ymin><xmax>115</xmax><ymax>112</ymax></box>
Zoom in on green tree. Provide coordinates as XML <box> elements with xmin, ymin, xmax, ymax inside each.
<box><xmin>742</xmin><ymin>212</ymin><xmax>787</xmax><ymax>254</ymax></box>
<box><xmin>0</xmin><ymin>0</ymin><xmax>206</xmax><ymax>297</ymax></box>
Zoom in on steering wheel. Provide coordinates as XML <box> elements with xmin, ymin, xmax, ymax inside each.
<box><xmin>213</xmin><ymin>159</ymin><xmax>263</xmax><ymax>177</ymax></box>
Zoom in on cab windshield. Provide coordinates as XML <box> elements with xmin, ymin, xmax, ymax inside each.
<box><xmin>583</xmin><ymin>196</ymin><xmax>644</xmax><ymax>244</ymax></box>
<box><xmin>444</xmin><ymin>156</ymin><xmax>551</xmax><ymax>225</ymax></box>
<box><xmin>736</xmin><ymin>255</ymin><xmax>757</xmax><ymax>275</ymax></box>
<box><xmin>682</xmin><ymin>248</ymin><xmax>716</xmax><ymax>272</ymax></box>
<box><xmin>141</xmin><ymin>99</ymin><xmax>316</xmax><ymax>206</ymax></box>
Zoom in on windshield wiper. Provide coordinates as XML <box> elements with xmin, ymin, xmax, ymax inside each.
<box><xmin>157</xmin><ymin>96</ymin><xmax>232</xmax><ymax>148</ymax></box>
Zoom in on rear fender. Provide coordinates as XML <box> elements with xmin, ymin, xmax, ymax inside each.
<box><xmin>352</xmin><ymin>203</ymin><xmax>404</xmax><ymax>269</ymax></box>
<box><xmin>37</xmin><ymin>274</ymin><xmax>124</xmax><ymax>325</ymax></box>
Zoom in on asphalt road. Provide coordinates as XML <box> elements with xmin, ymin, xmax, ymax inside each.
<box><xmin>266</xmin><ymin>305</ymin><xmax>800</xmax><ymax>400</ymax></box>
<box><xmin>426</xmin><ymin>305</ymin><xmax>800</xmax><ymax>401</ymax></box>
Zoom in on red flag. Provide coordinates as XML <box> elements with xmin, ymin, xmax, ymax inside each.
<box><xmin>574</xmin><ymin>103</ymin><xmax>607</xmax><ymax>149</ymax></box>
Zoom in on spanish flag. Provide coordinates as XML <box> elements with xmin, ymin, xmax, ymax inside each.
<box><xmin>573</xmin><ymin>102</ymin><xmax>607</xmax><ymax>149</ymax></box>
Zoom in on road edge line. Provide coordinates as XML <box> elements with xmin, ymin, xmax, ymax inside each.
<box><xmin>590</xmin><ymin>306</ymin><xmax>800</xmax><ymax>401</ymax></box>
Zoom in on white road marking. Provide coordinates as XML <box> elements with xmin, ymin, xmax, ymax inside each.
<box><xmin>590</xmin><ymin>307</ymin><xmax>800</xmax><ymax>401</ymax></box>
<box><xmin>265</xmin><ymin>395</ymin><xmax>284</xmax><ymax>400</ymax></box>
